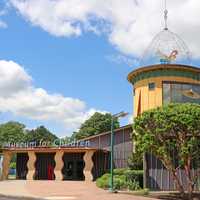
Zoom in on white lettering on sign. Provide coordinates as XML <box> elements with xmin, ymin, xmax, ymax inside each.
<box><xmin>2</xmin><ymin>139</ymin><xmax>90</xmax><ymax>149</ymax></box>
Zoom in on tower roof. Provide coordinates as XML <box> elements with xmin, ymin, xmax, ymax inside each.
<box><xmin>127</xmin><ymin>64</ymin><xmax>200</xmax><ymax>85</ymax></box>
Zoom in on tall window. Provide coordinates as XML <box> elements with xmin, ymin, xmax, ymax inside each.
<box><xmin>163</xmin><ymin>81</ymin><xmax>200</xmax><ymax>104</ymax></box>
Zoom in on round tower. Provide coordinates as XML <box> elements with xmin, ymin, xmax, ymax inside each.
<box><xmin>128</xmin><ymin>64</ymin><xmax>200</xmax><ymax>117</ymax></box>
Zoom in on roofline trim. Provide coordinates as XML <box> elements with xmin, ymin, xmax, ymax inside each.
<box><xmin>80</xmin><ymin>124</ymin><xmax>132</xmax><ymax>141</ymax></box>
<box><xmin>127</xmin><ymin>64</ymin><xmax>200</xmax><ymax>84</ymax></box>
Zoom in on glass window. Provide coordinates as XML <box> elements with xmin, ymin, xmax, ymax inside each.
<box><xmin>163</xmin><ymin>83</ymin><xmax>171</xmax><ymax>104</ymax></box>
<box><xmin>171</xmin><ymin>84</ymin><xmax>182</xmax><ymax>103</ymax></box>
<box><xmin>149</xmin><ymin>82</ymin><xmax>155</xmax><ymax>91</ymax></box>
<box><xmin>163</xmin><ymin>81</ymin><xmax>200</xmax><ymax>104</ymax></box>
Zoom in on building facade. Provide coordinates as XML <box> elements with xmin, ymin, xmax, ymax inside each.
<box><xmin>82</xmin><ymin>125</ymin><xmax>133</xmax><ymax>169</ymax></box>
<box><xmin>0</xmin><ymin>147</ymin><xmax>108</xmax><ymax>182</ymax></box>
<box><xmin>0</xmin><ymin>125</ymin><xmax>133</xmax><ymax>182</ymax></box>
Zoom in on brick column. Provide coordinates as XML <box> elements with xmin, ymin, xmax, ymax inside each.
<box><xmin>26</xmin><ymin>151</ymin><xmax>36</xmax><ymax>180</ymax></box>
<box><xmin>54</xmin><ymin>151</ymin><xmax>64</xmax><ymax>181</ymax></box>
<box><xmin>1</xmin><ymin>151</ymin><xmax>12</xmax><ymax>180</ymax></box>
<box><xmin>83</xmin><ymin>150</ymin><xmax>95</xmax><ymax>182</ymax></box>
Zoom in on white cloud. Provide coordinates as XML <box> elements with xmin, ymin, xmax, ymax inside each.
<box><xmin>9</xmin><ymin>0</ymin><xmax>200</xmax><ymax>58</ymax></box>
<box><xmin>0</xmin><ymin>60</ymin><xmax>104</xmax><ymax>135</ymax></box>
<box><xmin>0</xmin><ymin>20</ymin><xmax>7</xmax><ymax>28</ymax></box>
<box><xmin>106</xmin><ymin>54</ymin><xmax>139</xmax><ymax>67</ymax></box>
<box><xmin>0</xmin><ymin>61</ymin><xmax>31</xmax><ymax>97</ymax></box>
<box><xmin>0</xmin><ymin>5</ymin><xmax>8</xmax><ymax>28</ymax></box>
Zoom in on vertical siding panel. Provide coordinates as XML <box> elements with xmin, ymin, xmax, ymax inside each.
<box><xmin>134</xmin><ymin>87</ymin><xmax>139</xmax><ymax>117</ymax></box>
<box><xmin>123</xmin><ymin>128</ymin><xmax>125</xmax><ymax>168</ymax></box>
<box><xmin>142</xmin><ymin>81</ymin><xmax>149</xmax><ymax>112</ymax></box>
<box><xmin>98</xmin><ymin>136</ymin><xmax>100</xmax><ymax>149</ymax></box>
<box><xmin>155</xmin><ymin>155</ymin><xmax>158</xmax><ymax>190</ymax></box>
<box><xmin>150</xmin><ymin>153</ymin><xmax>153</xmax><ymax>189</ymax></box>
<box><xmin>161</xmin><ymin>161</ymin><xmax>163</xmax><ymax>190</ymax></box>
<box><xmin>155</xmin><ymin>78</ymin><xmax>163</xmax><ymax>107</ymax></box>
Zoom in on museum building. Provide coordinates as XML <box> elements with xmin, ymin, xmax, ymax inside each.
<box><xmin>0</xmin><ymin>125</ymin><xmax>133</xmax><ymax>182</ymax></box>
<box><xmin>0</xmin><ymin>2</ymin><xmax>200</xmax><ymax>192</ymax></box>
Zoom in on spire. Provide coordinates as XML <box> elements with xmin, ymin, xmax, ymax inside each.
<box><xmin>164</xmin><ymin>0</ymin><xmax>168</xmax><ymax>30</ymax></box>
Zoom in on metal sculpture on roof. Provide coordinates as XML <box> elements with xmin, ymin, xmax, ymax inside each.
<box><xmin>141</xmin><ymin>0</ymin><xmax>191</xmax><ymax>66</ymax></box>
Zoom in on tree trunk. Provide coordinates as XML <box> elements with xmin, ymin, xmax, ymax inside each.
<box><xmin>184</xmin><ymin>158</ymin><xmax>194</xmax><ymax>200</ymax></box>
<box><xmin>162</xmin><ymin>159</ymin><xmax>185</xmax><ymax>196</ymax></box>
<box><xmin>171</xmin><ymin>170</ymin><xmax>185</xmax><ymax>196</ymax></box>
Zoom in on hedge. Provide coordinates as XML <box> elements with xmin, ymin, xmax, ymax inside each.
<box><xmin>124</xmin><ymin>169</ymin><xmax>143</xmax><ymax>188</ymax></box>
<box><xmin>96</xmin><ymin>173</ymin><xmax>127</xmax><ymax>190</ymax></box>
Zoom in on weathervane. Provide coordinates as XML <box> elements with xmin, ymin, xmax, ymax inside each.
<box><xmin>157</xmin><ymin>50</ymin><xmax>178</xmax><ymax>64</ymax></box>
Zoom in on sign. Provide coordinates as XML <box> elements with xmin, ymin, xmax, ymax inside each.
<box><xmin>1</xmin><ymin>139</ymin><xmax>90</xmax><ymax>149</ymax></box>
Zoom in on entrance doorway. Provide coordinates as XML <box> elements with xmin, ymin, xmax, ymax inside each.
<box><xmin>62</xmin><ymin>153</ymin><xmax>85</xmax><ymax>180</ymax></box>
<box><xmin>16</xmin><ymin>153</ymin><xmax>29</xmax><ymax>180</ymax></box>
<box><xmin>92</xmin><ymin>150</ymin><xmax>109</xmax><ymax>180</ymax></box>
<box><xmin>35</xmin><ymin>153</ymin><xmax>56</xmax><ymax>180</ymax></box>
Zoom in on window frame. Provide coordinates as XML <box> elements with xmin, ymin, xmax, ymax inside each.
<box><xmin>148</xmin><ymin>82</ymin><xmax>156</xmax><ymax>91</ymax></box>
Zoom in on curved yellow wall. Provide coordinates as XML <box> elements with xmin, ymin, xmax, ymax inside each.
<box><xmin>133</xmin><ymin>76</ymin><xmax>200</xmax><ymax>117</ymax></box>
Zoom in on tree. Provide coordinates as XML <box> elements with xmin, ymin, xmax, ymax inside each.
<box><xmin>72</xmin><ymin>112</ymin><xmax>120</xmax><ymax>140</ymax></box>
<box><xmin>127</xmin><ymin>152</ymin><xmax>143</xmax><ymax>170</ymax></box>
<box><xmin>25</xmin><ymin>126</ymin><xmax>58</xmax><ymax>145</ymax></box>
<box><xmin>0</xmin><ymin>121</ymin><xmax>26</xmax><ymax>146</ymax></box>
<box><xmin>133</xmin><ymin>103</ymin><xmax>200</xmax><ymax>199</ymax></box>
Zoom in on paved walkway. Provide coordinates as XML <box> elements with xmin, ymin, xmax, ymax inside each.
<box><xmin>0</xmin><ymin>181</ymin><xmax>157</xmax><ymax>200</ymax></box>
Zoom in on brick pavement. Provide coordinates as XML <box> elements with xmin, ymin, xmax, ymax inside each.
<box><xmin>0</xmin><ymin>181</ymin><xmax>157</xmax><ymax>200</ymax></box>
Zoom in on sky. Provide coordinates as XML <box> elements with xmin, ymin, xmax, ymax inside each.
<box><xmin>0</xmin><ymin>0</ymin><xmax>199</xmax><ymax>137</ymax></box>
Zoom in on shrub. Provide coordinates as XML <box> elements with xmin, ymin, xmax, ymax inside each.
<box><xmin>96</xmin><ymin>173</ymin><xmax>127</xmax><ymax>190</ymax></box>
<box><xmin>114</xmin><ymin>168</ymin><xmax>126</xmax><ymax>176</ymax></box>
<box><xmin>10</xmin><ymin>162</ymin><xmax>16</xmax><ymax>169</ymax></box>
<box><xmin>96</xmin><ymin>169</ymin><xmax>144</xmax><ymax>191</ymax></box>
<box><xmin>113</xmin><ymin>175</ymin><xmax>126</xmax><ymax>190</ymax></box>
<box><xmin>96</xmin><ymin>173</ymin><xmax>110</xmax><ymax>189</ymax></box>
<box><xmin>126</xmin><ymin>180</ymin><xmax>140</xmax><ymax>191</ymax></box>
<box><xmin>124</xmin><ymin>170</ymin><xmax>143</xmax><ymax>188</ymax></box>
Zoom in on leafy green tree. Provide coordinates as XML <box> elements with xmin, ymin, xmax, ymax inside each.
<box><xmin>0</xmin><ymin>121</ymin><xmax>26</xmax><ymax>146</ymax></box>
<box><xmin>133</xmin><ymin>103</ymin><xmax>200</xmax><ymax>199</ymax></box>
<box><xmin>127</xmin><ymin>152</ymin><xmax>143</xmax><ymax>170</ymax></box>
<box><xmin>72</xmin><ymin>112</ymin><xmax>120</xmax><ymax>140</ymax></box>
<box><xmin>25</xmin><ymin>126</ymin><xmax>58</xmax><ymax>145</ymax></box>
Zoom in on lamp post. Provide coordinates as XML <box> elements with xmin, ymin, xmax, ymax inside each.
<box><xmin>109</xmin><ymin>111</ymin><xmax>129</xmax><ymax>192</ymax></box>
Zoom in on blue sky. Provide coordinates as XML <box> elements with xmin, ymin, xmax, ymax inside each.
<box><xmin>0</xmin><ymin>1</ymin><xmax>134</xmax><ymax>137</ymax></box>
<box><xmin>0</xmin><ymin>0</ymin><xmax>199</xmax><ymax>137</ymax></box>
